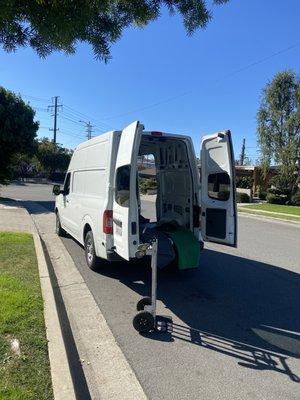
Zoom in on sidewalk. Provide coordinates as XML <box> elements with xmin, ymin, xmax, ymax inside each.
<box><xmin>0</xmin><ymin>199</ymin><xmax>34</xmax><ymax>233</ymax></box>
<box><xmin>0</xmin><ymin>198</ymin><xmax>75</xmax><ymax>400</ymax></box>
<box><xmin>0</xmin><ymin>198</ymin><xmax>147</xmax><ymax>400</ymax></box>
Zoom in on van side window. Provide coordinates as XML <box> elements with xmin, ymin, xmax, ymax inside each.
<box><xmin>64</xmin><ymin>172</ymin><xmax>71</xmax><ymax>195</ymax></box>
<box><xmin>208</xmin><ymin>172</ymin><xmax>230</xmax><ymax>201</ymax></box>
<box><xmin>116</xmin><ymin>165</ymin><xmax>130</xmax><ymax>207</ymax></box>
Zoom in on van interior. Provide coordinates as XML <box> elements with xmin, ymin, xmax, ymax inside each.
<box><xmin>136</xmin><ymin>134</ymin><xmax>200</xmax><ymax>269</ymax></box>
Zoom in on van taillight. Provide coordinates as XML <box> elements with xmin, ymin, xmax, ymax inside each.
<box><xmin>103</xmin><ymin>210</ymin><xmax>113</xmax><ymax>234</ymax></box>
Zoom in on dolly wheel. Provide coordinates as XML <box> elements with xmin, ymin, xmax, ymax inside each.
<box><xmin>136</xmin><ymin>296</ymin><xmax>152</xmax><ymax>311</ymax></box>
<box><xmin>133</xmin><ymin>311</ymin><xmax>155</xmax><ymax>333</ymax></box>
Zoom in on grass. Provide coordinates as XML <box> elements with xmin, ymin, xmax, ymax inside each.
<box><xmin>0</xmin><ymin>232</ymin><xmax>53</xmax><ymax>400</ymax></box>
<box><xmin>238</xmin><ymin>208</ymin><xmax>300</xmax><ymax>222</ymax></box>
<box><xmin>239</xmin><ymin>203</ymin><xmax>300</xmax><ymax>216</ymax></box>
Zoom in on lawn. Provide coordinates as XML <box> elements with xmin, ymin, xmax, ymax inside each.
<box><xmin>238</xmin><ymin>208</ymin><xmax>300</xmax><ymax>222</ymax></box>
<box><xmin>240</xmin><ymin>203</ymin><xmax>300</xmax><ymax>216</ymax></box>
<box><xmin>0</xmin><ymin>232</ymin><xmax>53</xmax><ymax>400</ymax></box>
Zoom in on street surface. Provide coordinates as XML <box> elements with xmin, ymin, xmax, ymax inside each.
<box><xmin>1</xmin><ymin>182</ymin><xmax>300</xmax><ymax>400</ymax></box>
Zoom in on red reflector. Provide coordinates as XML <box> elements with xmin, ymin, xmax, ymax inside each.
<box><xmin>103</xmin><ymin>210</ymin><xmax>113</xmax><ymax>234</ymax></box>
<box><xmin>151</xmin><ymin>131</ymin><xmax>163</xmax><ymax>137</ymax></box>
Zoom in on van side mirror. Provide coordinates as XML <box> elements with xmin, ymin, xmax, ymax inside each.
<box><xmin>53</xmin><ymin>184</ymin><xmax>61</xmax><ymax>196</ymax></box>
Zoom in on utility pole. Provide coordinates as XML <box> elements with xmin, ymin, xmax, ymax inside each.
<box><xmin>48</xmin><ymin>96</ymin><xmax>62</xmax><ymax>144</ymax></box>
<box><xmin>239</xmin><ymin>138</ymin><xmax>246</xmax><ymax>166</ymax></box>
<box><xmin>80</xmin><ymin>120</ymin><xmax>94</xmax><ymax>140</ymax></box>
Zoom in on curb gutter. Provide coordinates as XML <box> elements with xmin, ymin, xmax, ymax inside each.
<box><xmin>33</xmin><ymin>232</ymin><xmax>76</xmax><ymax>400</ymax></box>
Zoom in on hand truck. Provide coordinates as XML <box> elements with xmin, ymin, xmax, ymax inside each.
<box><xmin>132</xmin><ymin>238</ymin><xmax>172</xmax><ymax>333</ymax></box>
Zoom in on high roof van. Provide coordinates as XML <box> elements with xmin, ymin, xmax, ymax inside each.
<box><xmin>53</xmin><ymin>121</ymin><xmax>237</xmax><ymax>270</ymax></box>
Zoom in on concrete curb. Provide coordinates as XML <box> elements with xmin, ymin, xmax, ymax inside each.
<box><xmin>33</xmin><ymin>233</ymin><xmax>76</xmax><ymax>400</ymax></box>
<box><xmin>27</xmin><ymin>202</ymin><xmax>148</xmax><ymax>400</ymax></box>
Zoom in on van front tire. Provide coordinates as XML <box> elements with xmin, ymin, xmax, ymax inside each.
<box><xmin>56</xmin><ymin>212</ymin><xmax>66</xmax><ymax>237</ymax></box>
<box><xmin>84</xmin><ymin>230</ymin><xmax>99</xmax><ymax>270</ymax></box>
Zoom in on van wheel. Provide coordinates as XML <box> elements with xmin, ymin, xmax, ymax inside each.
<box><xmin>56</xmin><ymin>212</ymin><xmax>66</xmax><ymax>237</ymax></box>
<box><xmin>84</xmin><ymin>230</ymin><xmax>99</xmax><ymax>270</ymax></box>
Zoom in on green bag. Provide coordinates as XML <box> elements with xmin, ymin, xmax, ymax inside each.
<box><xmin>165</xmin><ymin>228</ymin><xmax>200</xmax><ymax>270</ymax></box>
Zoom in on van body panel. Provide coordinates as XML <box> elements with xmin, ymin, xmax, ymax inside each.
<box><xmin>200</xmin><ymin>130</ymin><xmax>237</xmax><ymax>247</ymax></box>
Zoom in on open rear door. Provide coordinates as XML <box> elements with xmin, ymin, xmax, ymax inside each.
<box><xmin>200</xmin><ymin>130</ymin><xmax>237</xmax><ymax>247</ymax></box>
<box><xmin>113</xmin><ymin>121</ymin><xmax>142</xmax><ymax>260</ymax></box>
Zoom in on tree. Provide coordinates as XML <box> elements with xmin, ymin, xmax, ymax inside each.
<box><xmin>257</xmin><ymin>71</ymin><xmax>300</xmax><ymax>194</ymax></box>
<box><xmin>36</xmin><ymin>138</ymin><xmax>72</xmax><ymax>175</ymax></box>
<box><xmin>0</xmin><ymin>87</ymin><xmax>38</xmax><ymax>184</ymax></box>
<box><xmin>0</xmin><ymin>0</ymin><xmax>229</xmax><ymax>61</ymax></box>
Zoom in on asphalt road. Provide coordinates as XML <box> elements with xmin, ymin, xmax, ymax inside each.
<box><xmin>2</xmin><ymin>182</ymin><xmax>300</xmax><ymax>400</ymax></box>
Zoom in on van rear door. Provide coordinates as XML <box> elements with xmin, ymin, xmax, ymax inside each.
<box><xmin>113</xmin><ymin>121</ymin><xmax>142</xmax><ymax>260</ymax></box>
<box><xmin>200</xmin><ymin>130</ymin><xmax>237</xmax><ymax>247</ymax></box>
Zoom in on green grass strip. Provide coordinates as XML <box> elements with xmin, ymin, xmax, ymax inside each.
<box><xmin>240</xmin><ymin>203</ymin><xmax>300</xmax><ymax>216</ymax></box>
<box><xmin>238</xmin><ymin>208</ymin><xmax>300</xmax><ymax>222</ymax></box>
<box><xmin>0</xmin><ymin>232</ymin><xmax>53</xmax><ymax>400</ymax></box>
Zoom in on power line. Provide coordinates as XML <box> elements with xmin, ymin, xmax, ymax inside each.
<box><xmin>23</xmin><ymin>94</ymin><xmax>49</xmax><ymax>103</ymax></box>
<box><xmin>62</xmin><ymin>105</ymin><xmax>113</xmax><ymax>131</ymax></box>
<box><xmin>60</xmin><ymin>114</ymin><xmax>85</xmax><ymax>127</ymax></box>
<box><xmin>101</xmin><ymin>41</ymin><xmax>300</xmax><ymax>121</ymax></box>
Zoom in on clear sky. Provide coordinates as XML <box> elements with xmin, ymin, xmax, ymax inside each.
<box><xmin>1</xmin><ymin>0</ymin><xmax>300</xmax><ymax>161</ymax></box>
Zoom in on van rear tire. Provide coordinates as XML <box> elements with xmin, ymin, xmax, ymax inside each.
<box><xmin>84</xmin><ymin>230</ymin><xmax>99</xmax><ymax>270</ymax></box>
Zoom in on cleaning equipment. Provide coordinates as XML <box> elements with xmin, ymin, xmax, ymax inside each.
<box><xmin>164</xmin><ymin>228</ymin><xmax>200</xmax><ymax>270</ymax></box>
<box><xmin>133</xmin><ymin>239</ymin><xmax>159</xmax><ymax>333</ymax></box>
<box><xmin>132</xmin><ymin>238</ymin><xmax>172</xmax><ymax>333</ymax></box>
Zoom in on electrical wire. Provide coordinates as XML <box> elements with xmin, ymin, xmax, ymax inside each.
<box><xmin>101</xmin><ymin>41</ymin><xmax>300</xmax><ymax>121</ymax></box>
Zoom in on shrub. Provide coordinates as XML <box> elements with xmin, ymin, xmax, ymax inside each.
<box><xmin>291</xmin><ymin>192</ymin><xmax>300</xmax><ymax>206</ymax></box>
<box><xmin>267</xmin><ymin>186</ymin><xmax>290</xmax><ymax>196</ymax></box>
<box><xmin>236</xmin><ymin>176</ymin><xmax>253</xmax><ymax>189</ymax></box>
<box><xmin>236</xmin><ymin>192</ymin><xmax>250</xmax><ymax>203</ymax></box>
<box><xmin>267</xmin><ymin>187</ymin><xmax>282</xmax><ymax>195</ymax></box>
<box><xmin>266</xmin><ymin>193</ymin><xmax>288</xmax><ymax>204</ymax></box>
<box><xmin>258</xmin><ymin>190</ymin><xmax>267</xmax><ymax>200</ymax></box>
<box><xmin>139</xmin><ymin>177</ymin><xmax>157</xmax><ymax>194</ymax></box>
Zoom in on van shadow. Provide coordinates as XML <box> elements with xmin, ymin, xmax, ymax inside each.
<box><xmin>96</xmin><ymin>249</ymin><xmax>300</xmax><ymax>382</ymax></box>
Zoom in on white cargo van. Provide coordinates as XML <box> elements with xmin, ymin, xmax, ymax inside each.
<box><xmin>53</xmin><ymin>121</ymin><xmax>237</xmax><ymax>270</ymax></box>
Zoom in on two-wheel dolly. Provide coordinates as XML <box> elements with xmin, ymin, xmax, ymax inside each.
<box><xmin>132</xmin><ymin>238</ymin><xmax>172</xmax><ymax>334</ymax></box>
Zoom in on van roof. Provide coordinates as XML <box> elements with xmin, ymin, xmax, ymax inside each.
<box><xmin>73</xmin><ymin>128</ymin><xmax>191</xmax><ymax>151</ymax></box>
<box><xmin>74</xmin><ymin>130</ymin><xmax>120</xmax><ymax>151</ymax></box>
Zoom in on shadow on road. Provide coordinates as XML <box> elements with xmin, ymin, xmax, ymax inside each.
<box><xmin>95</xmin><ymin>249</ymin><xmax>300</xmax><ymax>382</ymax></box>
<box><xmin>21</xmin><ymin>200</ymin><xmax>55</xmax><ymax>214</ymax></box>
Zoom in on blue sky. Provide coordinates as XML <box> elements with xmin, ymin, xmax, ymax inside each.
<box><xmin>1</xmin><ymin>0</ymin><xmax>300</xmax><ymax>160</ymax></box>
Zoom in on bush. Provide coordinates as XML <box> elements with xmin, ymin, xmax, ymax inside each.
<box><xmin>266</xmin><ymin>193</ymin><xmax>288</xmax><ymax>204</ymax></box>
<box><xmin>236</xmin><ymin>192</ymin><xmax>250</xmax><ymax>203</ymax></box>
<box><xmin>267</xmin><ymin>187</ymin><xmax>282</xmax><ymax>195</ymax></box>
<box><xmin>236</xmin><ymin>176</ymin><xmax>253</xmax><ymax>189</ymax></box>
<box><xmin>291</xmin><ymin>192</ymin><xmax>300</xmax><ymax>206</ymax></box>
<box><xmin>258</xmin><ymin>189</ymin><xmax>267</xmax><ymax>200</ymax></box>
<box><xmin>139</xmin><ymin>178</ymin><xmax>157</xmax><ymax>194</ymax></box>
